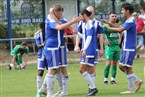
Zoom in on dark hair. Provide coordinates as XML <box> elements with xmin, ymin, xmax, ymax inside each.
<box><xmin>121</xmin><ymin>3</ymin><xmax>134</xmax><ymax>14</ymax></box>
<box><xmin>81</xmin><ymin>9</ymin><xmax>92</xmax><ymax>17</ymax></box>
<box><xmin>140</xmin><ymin>6</ymin><xmax>145</xmax><ymax>11</ymax></box>
<box><xmin>109</xmin><ymin>11</ymin><xmax>116</xmax><ymax>15</ymax></box>
<box><xmin>21</xmin><ymin>41</ymin><xmax>27</xmax><ymax>46</ymax></box>
<box><xmin>40</xmin><ymin>22</ymin><xmax>45</xmax><ymax>29</ymax></box>
<box><xmin>53</xmin><ymin>4</ymin><xmax>64</xmax><ymax>13</ymax></box>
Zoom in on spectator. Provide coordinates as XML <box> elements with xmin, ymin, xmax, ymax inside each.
<box><xmin>133</xmin><ymin>12</ymin><xmax>144</xmax><ymax>58</ymax></box>
<box><xmin>139</xmin><ymin>6</ymin><xmax>145</xmax><ymax>50</ymax></box>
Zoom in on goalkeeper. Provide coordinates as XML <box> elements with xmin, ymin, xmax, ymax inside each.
<box><xmin>8</xmin><ymin>41</ymin><xmax>29</xmax><ymax>70</ymax></box>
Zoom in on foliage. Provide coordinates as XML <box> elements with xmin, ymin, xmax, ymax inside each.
<box><xmin>0</xmin><ymin>24</ymin><xmax>7</xmax><ymax>38</ymax></box>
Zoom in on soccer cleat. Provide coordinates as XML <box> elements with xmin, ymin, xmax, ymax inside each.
<box><xmin>58</xmin><ymin>91</ymin><xmax>68</xmax><ymax>96</ymax></box>
<box><xmin>39</xmin><ymin>86</ymin><xmax>47</xmax><ymax>96</ymax></box>
<box><xmin>86</xmin><ymin>88</ymin><xmax>98</xmax><ymax>96</ymax></box>
<box><xmin>8</xmin><ymin>64</ymin><xmax>12</xmax><ymax>70</ymax></box>
<box><xmin>104</xmin><ymin>81</ymin><xmax>108</xmax><ymax>85</ymax></box>
<box><xmin>55</xmin><ymin>89</ymin><xmax>62</xmax><ymax>95</ymax></box>
<box><xmin>120</xmin><ymin>90</ymin><xmax>134</xmax><ymax>94</ymax></box>
<box><xmin>36</xmin><ymin>92</ymin><xmax>41</xmax><ymax>97</ymax></box>
<box><xmin>110</xmin><ymin>80</ymin><xmax>117</xmax><ymax>84</ymax></box>
<box><xmin>135</xmin><ymin>80</ymin><xmax>143</xmax><ymax>92</ymax></box>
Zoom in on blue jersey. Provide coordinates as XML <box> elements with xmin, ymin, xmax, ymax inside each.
<box><xmin>121</xmin><ymin>17</ymin><xmax>136</xmax><ymax>51</ymax></box>
<box><xmin>83</xmin><ymin>20</ymin><xmax>97</xmax><ymax>57</ymax></box>
<box><xmin>35</xmin><ymin>30</ymin><xmax>45</xmax><ymax>58</ymax></box>
<box><xmin>60</xmin><ymin>19</ymin><xmax>67</xmax><ymax>46</ymax></box>
<box><xmin>45</xmin><ymin>15</ymin><xmax>61</xmax><ymax>50</ymax></box>
<box><xmin>92</xmin><ymin>19</ymin><xmax>103</xmax><ymax>50</ymax></box>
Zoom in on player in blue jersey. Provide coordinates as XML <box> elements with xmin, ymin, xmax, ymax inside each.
<box><xmin>77</xmin><ymin>9</ymin><xmax>98</xmax><ymax>96</ymax></box>
<box><xmin>101</xmin><ymin>3</ymin><xmax>143</xmax><ymax>94</ymax></box>
<box><xmin>39</xmin><ymin>4</ymin><xmax>81</xmax><ymax>97</ymax></box>
<box><xmin>35</xmin><ymin>22</ymin><xmax>48</xmax><ymax>97</ymax></box>
<box><xmin>75</xmin><ymin>6</ymin><xmax>104</xmax><ymax>94</ymax></box>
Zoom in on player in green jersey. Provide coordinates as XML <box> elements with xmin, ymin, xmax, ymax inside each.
<box><xmin>8</xmin><ymin>41</ymin><xmax>29</xmax><ymax>70</ymax></box>
<box><xmin>102</xmin><ymin>12</ymin><xmax>122</xmax><ymax>84</ymax></box>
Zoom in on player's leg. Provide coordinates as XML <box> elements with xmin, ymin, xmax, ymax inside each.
<box><xmin>36</xmin><ymin>58</ymin><xmax>46</xmax><ymax>97</ymax></box>
<box><xmin>17</xmin><ymin>55</ymin><xmax>23</xmax><ymax>69</ymax></box>
<box><xmin>40</xmin><ymin>49</ymin><xmax>60</xmax><ymax>97</ymax></box>
<box><xmin>58</xmin><ymin>46</ymin><xmax>68</xmax><ymax>96</ymax></box>
<box><xmin>111</xmin><ymin>60</ymin><xmax>117</xmax><ymax>84</ymax></box>
<box><xmin>80</xmin><ymin>57</ymin><xmax>98</xmax><ymax>96</ymax></box>
<box><xmin>120</xmin><ymin>51</ymin><xmax>142</xmax><ymax>94</ymax></box>
<box><xmin>104</xmin><ymin>48</ymin><xmax>113</xmax><ymax>84</ymax></box>
<box><xmin>111</xmin><ymin>50</ymin><xmax>120</xmax><ymax>84</ymax></box>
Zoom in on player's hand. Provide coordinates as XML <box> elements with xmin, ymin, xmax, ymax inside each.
<box><xmin>99</xmin><ymin>49</ymin><xmax>104</xmax><ymax>57</ymax></box>
<box><xmin>82</xmin><ymin>50</ymin><xmax>86</xmax><ymax>57</ymax></box>
<box><xmin>71</xmin><ymin>16</ymin><xmax>82</xmax><ymax>23</ymax></box>
<box><xmin>100</xmin><ymin>19</ymin><xmax>109</xmax><ymax>24</ymax></box>
<box><xmin>106</xmin><ymin>24</ymin><xmax>111</xmax><ymax>29</ymax></box>
<box><xmin>74</xmin><ymin>46</ymin><xmax>80</xmax><ymax>53</ymax></box>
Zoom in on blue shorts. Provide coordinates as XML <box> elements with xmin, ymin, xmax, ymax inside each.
<box><xmin>44</xmin><ymin>48</ymin><xmax>60</xmax><ymax>69</ymax></box>
<box><xmin>119</xmin><ymin>50</ymin><xmax>136</xmax><ymax>67</ymax></box>
<box><xmin>59</xmin><ymin>46</ymin><xmax>67</xmax><ymax>67</ymax></box>
<box><xmin>37</xmin><ymin>57</ymin><xmax>47</xmax><ymax>70</ymax></box>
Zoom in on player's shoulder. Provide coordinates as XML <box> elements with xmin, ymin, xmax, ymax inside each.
<box><xmin>34</xmin><ymin>30</ymin><xmax>41</xmax><ymax>39</ymax></box>
<box><xmin>60</xmin><ymin>18</ymin><xmax>67</xmax><ymax>23</ymax></box>
<box><xmin>125</xmin><ymin>17</ymin><xmax>135</xmax><ymax>23</ymax></box>
<box><xmin>46</xmin><ymin>14</ymin><xmax>56</xmax><ymax>23</ymax></box>
<box><xmin>85</xmin><ymin>20</ymin><xmax>93</xmax><ymax>29</ymax></box>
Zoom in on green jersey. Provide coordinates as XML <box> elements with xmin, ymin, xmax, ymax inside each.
<box><xmin>103</xmin><ymin>24</ymin><xmax>119</xmax><ymax>46</ymax></box>
<box><xmin>11</xmin><ymin>45</ymin><xmax>29</xmax><ymax>56</ymax></box>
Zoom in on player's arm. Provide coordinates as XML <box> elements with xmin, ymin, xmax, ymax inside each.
<box><xmin>55</xmin><ymin>16</ymin><xmax>82</xmax><ymax>30</ymax></box>
<box><xmin>106</xmin><ymin>24</ymin><xmax>125</xmax><ymax>33</ymax></box>
<box><xmin>101</xmin><ymin>19</ymin><xmax>120</xmax><ymax>28</ymax></box>
<box><xmin>98</xmin><ymin>34</ymin><xmax>104</xmax><ymax>57</ymax></box>
<box><xmin>23</xmin><ymin>47</ymin><xmax>29</xmax><ymax>68</ymax></box>
<box><xmin>118</xmin><ymin>33</ymin><xmax>122</xmax><ymax>45</ymax></box>
<box><xmin>23</xmin><ymin>54</ymin><xmax>28</xmax><ymax>68</ymax></box>
<box><xmin>82</xmin><ymin>36</ymin><xmax>92</xmax><ymax>57</ymax></box>
<box><xmin>75</xmin><ymin>35</ymin><xmax>81</xmax><ymax>53</ymax></box>
<box><xmin>12</xmin><ymin>54</ymin><xmax>17</xmax><ymax>70</ymax></box>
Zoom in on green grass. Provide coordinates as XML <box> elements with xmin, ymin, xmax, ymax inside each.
<box><xmin>0</xmin><ymin>59</ymin><xmax>144</xmax><ymax>97</ymax></box>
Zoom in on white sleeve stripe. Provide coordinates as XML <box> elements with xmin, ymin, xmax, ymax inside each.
<box><xmin>83</xmin><ymin>36</ymin><xmax>92</xmax><ymax>50</ymax></box>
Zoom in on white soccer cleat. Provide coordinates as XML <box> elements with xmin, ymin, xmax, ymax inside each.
<box><xmin>39</xmin><ymin>86</ymin><xmax>47</xmax><ymax>96</ymax></box>
<box><xmin>120</xmin><ymin>90</ymin><xmax>134</xmax><ymax>94</ymax></box>
<box><xmin>59</xmin><ymin>92</ymin><xmax>68</xmax><ymax>96</ymax></box>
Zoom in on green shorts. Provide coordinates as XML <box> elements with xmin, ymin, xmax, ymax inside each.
<box><xmin>11</xmin><ymin>53</ymin><xmax>22</xmax><ymax>66</ymax></box>
<box><xmin>105</xmin><ymin>45</ymin><xmax>120</xmax><ymax>60</ymax></box>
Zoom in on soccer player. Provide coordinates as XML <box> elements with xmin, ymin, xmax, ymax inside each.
<box><xmin>40</xmin><ymin>4</ymin><xmax>81</xmax><ymax>97</ymax></box>
<box><xmin>102</xmin><ymin>12</ymin><xmax>121</xmax><ymax>85</ymax></box>
<box><xmin>75</xmin><ymin>6</ymin><xmax>104</xmax><ymax>94</ymax></box>
<box><xmin>101</xmin><ymin>3</ymin><xmax>143</xmax><ymax>94</ymax></box>
<box><xmin>8</xmin><ymin>41</ymin><xmax>29</xmax><ymax>70</ymax></box>
<box><xmin>35</xmin><ymin>22</ymin><xmax>48</xmax><ymax>97</ymax></box>
<box><xmin>77</xmin><ymin>9</ymin><xmax>98</xmax><ymax>96</ymax></box>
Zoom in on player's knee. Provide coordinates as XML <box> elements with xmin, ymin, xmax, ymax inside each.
<box><xmin>38</xmin><ymin>70</ymin><xmax>44</xmax><ymax>76</ymax></box>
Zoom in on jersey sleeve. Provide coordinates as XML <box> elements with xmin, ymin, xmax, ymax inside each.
<box><xmin>97</xmin><ymin>21</ymin><xmax>103</xmax><ymax>34</ymax></box>
<box><xmin>25</xmin><ymin>47</ymin><xmax>29</xmax><ymax>54</ymax></box>
<box><xmin>13</xmin><ymin>46</ymin><xmax>20</xmax><ymax>55</ymax></box>
<box><xmin>121</xmin><ymin>22</ymin><xmax>134</xmax><ymax>31</ymax></box>
<box><xmin>78</xmin><ymin>21</ymin><xmax>82</xmax><ymax>33</ymax></box>
<box><xmin>35</xmin><ymin>33</ymin><xmax>41</xmax><ymax>45</ymax></box>
<box><xmin>102</xmin><ymin>24</ymin><xmax>107</xmax><ymax>33</ymax></box>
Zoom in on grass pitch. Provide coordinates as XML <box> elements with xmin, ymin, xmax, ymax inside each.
<box><xmin>0</xmin><ymin>59</ymin><xmax>144</xmax><ymax>97</ymax></box>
